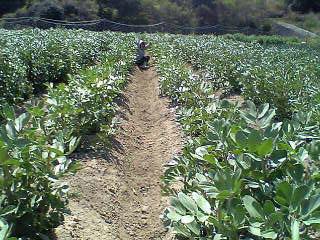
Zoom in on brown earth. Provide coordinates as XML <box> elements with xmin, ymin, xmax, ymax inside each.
<box><xmin>54</xmin><ymin>66</ymin><xmax>183</xmax><ymax>240</ymax></box>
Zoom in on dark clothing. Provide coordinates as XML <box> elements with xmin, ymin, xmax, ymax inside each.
<box><xmin>136</xmin><ymin>56</ymin><xmax>150</xmax><ymax>66</ymax></box>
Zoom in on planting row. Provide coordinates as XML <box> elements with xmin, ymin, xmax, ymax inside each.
<box><xmin>151</xmin><ymin>34</ymin><xmax>320</xmax><ymax>120</ymax></box>
<box><xmin>0</xmin><ymin>28</ymin><xmax>116</xmax><ymax>113</ymax></box>
<box><xmin>0</xmin><ymin>32</ymin><xmax>136</xmax><ymax>239</ymax></box>
<box><xmin>151</xmin><ymin>35</ymin><xmax>320</xmax><ymax>239</ymax></box>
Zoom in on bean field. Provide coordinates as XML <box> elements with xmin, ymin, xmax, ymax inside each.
<box><xmin>0</xmin><ymin>29</ymin><xmax>320</xmax><ymax>240</ymax></box>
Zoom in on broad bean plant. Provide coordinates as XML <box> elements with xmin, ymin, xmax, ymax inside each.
<box><xmin>151</xmin><ymin>33</ymin><xmax>320</xmax><ymax>239</ymax></box>
<box><xmin>0</xmin><ymin>31</ymin><xmax>136</xmax><ymax>239</ymax></box>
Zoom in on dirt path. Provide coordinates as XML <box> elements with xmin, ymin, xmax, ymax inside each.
<box><xmin>55</xmin><ymin>67</ymin><xmax>182</xmax><ymax>240</ymax></box>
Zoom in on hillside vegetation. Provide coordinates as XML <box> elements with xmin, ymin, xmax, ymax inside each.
<box><xmin>1</xmin><ymin>0</ymin><xmax>320</xmax><ymax>31</ymax></box>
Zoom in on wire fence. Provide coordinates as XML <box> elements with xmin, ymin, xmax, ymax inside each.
<box><xmin>0</xmin><ymin>17</ymin><xmax>267</xmax><ymax>35</ymax></box>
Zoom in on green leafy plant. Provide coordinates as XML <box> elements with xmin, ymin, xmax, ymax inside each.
<box><xmin>151</xmin><ymin>33</ymin><xmax>320</xmax><ymax>120</ymax></box>
<box><xmin>0</xmin><ymin>28</ymin><xmax>117</xmax><ymax>116</ymax></box>
<box><xmin>0</xmin><ymin>31</ymin><xmax>136</xmax><ymax>238</ymax></box>
<box><xmin>151</xmin><ymin>34</ymin><xmax>320</xmax><ymax>239</ymax></box>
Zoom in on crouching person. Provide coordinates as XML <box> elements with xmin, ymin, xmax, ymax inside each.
<box><xmin>136</xmin><ymin>39</ymin><xmax>150</xmax><ymax>69</ymax></box>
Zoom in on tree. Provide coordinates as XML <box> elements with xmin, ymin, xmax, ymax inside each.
<box><xmin>97</xmin><ymin>0</ymin><xmax>147</xmax><ymax>24</ymax></box>
<box><xmin>28</xmin><ymin>0</ymin><xmax>64</xmax><ymax>19</ymax></box>
<box><xmin>0</xmin><ymin>0</ymin><xmax>26</xmax><ymax>16</ymax></box>
<box><xmin>287</xmin><ymin>0</ymin><xmax>320</xmax><ymax>13</ymax></box>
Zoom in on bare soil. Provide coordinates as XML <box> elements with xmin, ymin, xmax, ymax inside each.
<box><xmin>54</xmin><ymin>67</ymin><xmax>182</xmax><ymax>240</ymax></box>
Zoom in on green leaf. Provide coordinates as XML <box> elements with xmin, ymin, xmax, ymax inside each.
<box><xmin>167</xmin><ymin>209</ymin><xmax>182</xmax><ymax>222</ymax></box>
<box><xmin>48</xmin><ymin>147</ymin><xmax>65</xmax><ymax>157</ymax></box>
<box><xmin>203</xmin><ymin>154</ymin><xmax>217</xmax><ymax>165</ymax></box>
<box><xmin>287</xmin><ymin>164</ymin><xmax>304</xmax><ymax>183</ymax></box>
<box><xmin>258</xmin><ymin>103</ymin><xmax>270</xmax><ymax>119</ymax></box>
<box><xmin>195</xmin><ymin>146</ymin><xmax>208</xmax><ymax>157</ymax></box>
<box><xmin>5</xmin><ymin>122</ymin><xmax>17</xmax><ymax>140</ymax></box>
<box><xmin>216</xmin><ymin>190</ymin><xmax>232</xmax><ymax>200</ymax></box>
<box><xmin>181</xmin><ymin>215</ymin><xmax>195</xmax><ymax>224</ymax></box>
<box><xmin>235</xmin><ymin>131</ymin><xmax>248</xmax><ymax>148</ymax></box>
<box><xmin>263</xmin><ymin>200</ymin><xmax>275</xmax><ymax>215</ymax></box>
<box><xmin>3</xmin><ymin>159</ymin><xmax>20</xmax><ymax>166</ymax></box>
<box><xmin>195</xmin><ymin>173</ymin><xmax>207</xmax><ymax>182</ymax></box>
<box><xmin>246</xmin><ymin>100</ymin><xmax>257</xmax><ymax>117</ymax></box>
<box><xmin>259</xmin><ymin>109</ymin><xmax>276</xmax><ymax>128</ymax></box>
<box><xmin>192</xmin><ymin>192</ymin><xmax>211</xmax><ymax>214</ymax></box>
<box><xmin>236</xmin><ymin>154</ymin><xmax>251</xmax><ymax>169</ymax></box>
<box><xmin>247</xmin><ymin>129</ymin><xmax>262</xmax><ymax>152</ymax></box>
<box><xmin>231</xmin><ymin>204</ymin><xmax>246</xmax><ymax>226</ymax></box>
<box><xmin>186</xmin><ymin>221</ymin><xmax>200</xmax><ymax>235</ymax></box>
<box><xmin>303</xmin><ymin>212</ymin><xmax>320</xmax><ymax>225</ymax></box>
<box><xmin>196</xmin><ymin>211</ymin><xmax>209</xmax><ymax>222</ymax></box>
<box><xmin>243</xmin><ymin>195</ymin><xmax>264</xmax><ymax>219</ymax></box>
<box><xmin>68</xmin><ymin>137</ymin><xmax>81</xmax><ymax>154</ymax></box>
<box><xmin>1</xmin><ymin>105</ymin><xmax>15</xmax><ymax>120</ymax></box>
<box><xmin>291</xmin><ymin>185</ymin><xmax>310</xmax><ymax>210</ymax></box>
<box><xmin>257</xmin><ymin>139</ymin><xmax>273</xmax><ymax>156</ymax></box>
<box><xmin>275</xmin><ymin>182</ymin><xmax>293</xmax><ymax>207</ymax></box>
<box><xmin>301</xmin><ymin>194</ymin><xmax>320</xmax><ymax>218</ymax></box>
<box><xmin>269</xmin><ymin>212</ymin><xmax>283</xmax><ymax>225</ymax></box>
<box><xmin>171</xmin><ymin>197</ymin><xmax>187</xmax><ymax>215</ymax></box>
<box><xmin>261</xmin><ymin>229</ymin><xmax>277</xmax><ymax>239</ymax></box>
<box><xmin>14</xmin><ymin>113</ymin><xmax>30</xmax><ymax>132</ymax></box>
<box><xmin>191</xmin><ymin>146</ymin><xmax>209</xmax><ymax>161</ymax></box>
<box><xmin>47</xmin><ymin>98</ymin><xmax>58</xmax><ymax>106</ymax></box>
<box><xmin>249</xmin><ymin>226</ymin><xmax>261</xmax><ymax>237</ymax></box>
<box><xmin>213</xmin><ymin>234</ymin><xmax>223</xmax><ymax>240</ymax></box>
<box><xmin>0</xmin><ymin>148</ymin><xmax>9</xmax><ymax>162</ymax></box>
<box><xmin>178</xmin><ymin>192</ymin><xmax>198</xmax><ymax>214</ymax></box>
<box><xmin>0</xmin><ymin>218</ymin><xmax>11</xmax><ymax>239</ymax></box>
<box><xmin>172</xmin><ymin>222</ymin><xmax>191</xmax><ymax>238</ymax></box>
<box><xmin>241</xmin><ymin>112</ymin><xmax>256</xmax><ymax>125</ymax></box>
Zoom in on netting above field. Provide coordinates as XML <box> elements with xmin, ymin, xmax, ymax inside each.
<box><xmin>0</xmin><ymin>16</ymin><xmax>265</xmax><ymax>35</ymax></box>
